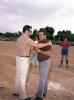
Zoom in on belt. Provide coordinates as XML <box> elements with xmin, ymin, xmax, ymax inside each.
<box><xmin>19</xmin><ymin>56</ymin><xmax>29</xmax><ymax>57</ymax></box>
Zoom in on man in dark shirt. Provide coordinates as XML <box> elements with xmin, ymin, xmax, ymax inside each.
<box><xmin>34</xmin><ymin>28</ymin><xmax>52</xmax><ymax>100</ymax></box>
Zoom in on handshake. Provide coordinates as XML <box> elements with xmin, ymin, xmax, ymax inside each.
<box><xmin>48</xmin><ymin>40</ymin><xmax>52</xmax><ymax>46</ymax></box>
<box><xmin>35</xmin><ymin>40</ymin><xmax>52</xmax><ymax>53</ymax></box>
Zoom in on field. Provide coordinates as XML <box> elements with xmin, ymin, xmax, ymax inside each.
<box><xmin>0</xmin><ymin>41</ymin><xmax>74</xmax><ymax>100</ymax></box>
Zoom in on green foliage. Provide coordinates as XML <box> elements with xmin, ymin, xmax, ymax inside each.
<box><xmin>55</xmin><ymin>30</ymin><xmax>74</xmax><ymax>42</ymax></box>
<box><xmin>0</xmin><ymin>32</ymin><xmax>20</xmax><ymax>41</ymax></box>
<box><xmin>0</xmin><ymin>33</ymin><xmax>3</xmax><ymax>36</ymax></box>
<box><xmin>31</xmin><ymin>26</ymin><xmax>55</xmax><ymax>40</ymax></box>
<box><xmin>31</xmin><ymin>29</ymin><xmax>38</xmax><ymax>40</ymax></box>
<box><xmin>45</xmin><ymin>26</ymin><xmax>55</xmax><ymax>40</ymax></box>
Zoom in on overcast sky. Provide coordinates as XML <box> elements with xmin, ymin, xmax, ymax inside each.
<box><xmin>0</xmin><ymin>0</ymin><xmax>74</xmax><ymax>34</ymax></box>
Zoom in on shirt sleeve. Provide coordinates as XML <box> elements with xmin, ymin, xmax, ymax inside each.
<box><xmin>27</xmin><ymin>37</ymin><xmax>36</xmax><ymax>46</ymax></box>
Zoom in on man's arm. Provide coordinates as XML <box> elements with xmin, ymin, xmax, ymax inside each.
<box><xmin>34</xmin><ymin>41</ymin><xmax>52</xmax><ymax>48</ymax></box>
<box><xmin>37</xmin><ymin>49</ymin><xmax>52</xmax><ymax>56</ymax></box>
<box><xmin>28</xmin><ymin>37</ymin><xmax>52</xmax><ymax>48</ymax></box>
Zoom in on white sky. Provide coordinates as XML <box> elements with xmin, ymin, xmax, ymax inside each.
<box><xmin>0</xmin><ymin>0</ymin><xmax>74</xmax><ymax>35</ymax></box>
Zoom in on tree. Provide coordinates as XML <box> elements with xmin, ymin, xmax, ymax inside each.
<box><xmin>31</xmin><ymin>29</ymin><xmax>38</xmax><ymax>40</ymax></box>
<box><xmin>57</xmin><ymin>31</ymin><xmax>64</xmax><ymax>41</ymax></box>
<box><xmin>0</xmin><ymin>32</ymin><xmax>4</xmax><ymax>38</ymax></box>
<box><xmin>45</xmin><ymin>26</ymin><xmax>55</xmax><ymax>40</ymax></box>
<box><xmin>57</xmin><ymin>30</ymin><xmax>72</xmax><ymax>41</ymax></box>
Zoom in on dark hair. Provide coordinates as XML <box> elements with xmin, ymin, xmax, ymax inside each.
<box><xmin>23</xmin><ymin>25</ymin><xmax>32</xmax><ymax>33</ymax></box>
<box><xmin>38</xmin><ymin>28</ymin><xmax>46</xmax><ymax>35</ymax></box>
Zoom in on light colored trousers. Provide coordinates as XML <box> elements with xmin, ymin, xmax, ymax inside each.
<box><xmin>37</xmin><ymin>58</ymin><xmax>51</xmax><ymax>97</ymax></box>
<box><xmin>14</xmin><ymin>56</ymin><xmax>29</xmax><ymax>99</ymax></box>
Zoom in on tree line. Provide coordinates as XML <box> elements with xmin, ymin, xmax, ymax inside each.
<box><xmin>0</xmin><ymin>32</ymin><xmax>21</xmax><ymax>41</ymax></box>
<box><xmin>0</xmin><ymin>26</ymin><xmax>74</xmax><ymax>44</ymax></box>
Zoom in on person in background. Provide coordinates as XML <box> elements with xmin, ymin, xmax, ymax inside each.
<box><xmin>31</xmin><ymin>40</ymin><xmax>38</xmax><ymax>67</ymax></box>
<box><xmin>59</xmin><ymin>38</ymin><xmax>70</xmax><ymax>68</ymax></box>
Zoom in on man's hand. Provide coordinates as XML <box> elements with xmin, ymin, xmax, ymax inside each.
<box><xmin>36</xmin><ymin>49</ymin><xmax>41</xmax><ymax>53</ymax></box>
<box><xmin>48</xmin><ymin>41</ymin><xmax>52</xmax><ymax>46</ymax></box>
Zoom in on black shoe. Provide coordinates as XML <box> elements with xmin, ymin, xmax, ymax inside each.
<box><xmin>12</xmin><ymin>93</ymin><xmax>20</xmax><ymax>96</ymax></box>
<box><xmin>34</xmin><ymin>97</ymin><xmax>43</xmax><ymax>100</ymax></box>
<box><xmin>43</xmin><ymin>94</ymin><xmax>46</xmax><ymax>97</ymax></box>
<box><xmin>36</xmin><ymin>93</ymin><xmax>46</xmax><ymax>97</ymax></box>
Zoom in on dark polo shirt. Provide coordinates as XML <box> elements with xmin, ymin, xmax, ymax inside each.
<box><xmin>37</xmin><ymin>39</ymin><xmax>52</xmax><ymax>62</ymax></box>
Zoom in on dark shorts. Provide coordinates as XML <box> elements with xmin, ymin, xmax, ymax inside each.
<box><xmin>61</xmin><ymin>48</ymin><xmax>68</xmax><ymax>56</ymax></box>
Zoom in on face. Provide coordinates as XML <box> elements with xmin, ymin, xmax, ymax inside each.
<box><xmin>26</xmin><ymin>28</ymin><xmax>32</xmax><ymax>37</ymax></box>
<box><xmin>38</xmin><ymin>32</ymin><xmax>46</xmax><ymax>40</ymax></box>
<box><xmin>64</xmin><ymin>38</ymin><xmax>67</xmax><ymax>41</ymax></box>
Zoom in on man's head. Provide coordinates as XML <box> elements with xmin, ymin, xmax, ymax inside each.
<box><xmin>38</xmin><ymin>28</ymin><xmax>46</xmax><ymax>41</ymax></box>
<box><xmin>64</xmin><ymin>37</ymin><xmax>68</xmax><ymax>41</ymax></box>
<box><xmin>23</xmin><ymin>25</ymin><xmax>32</xmax><ymax>37</ymax></box>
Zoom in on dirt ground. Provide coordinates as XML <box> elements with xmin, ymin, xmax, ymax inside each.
<box><xmin>0</xmin><ymin>41</ymin><xmax>74</xmax><ymax>100</ymax></box>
